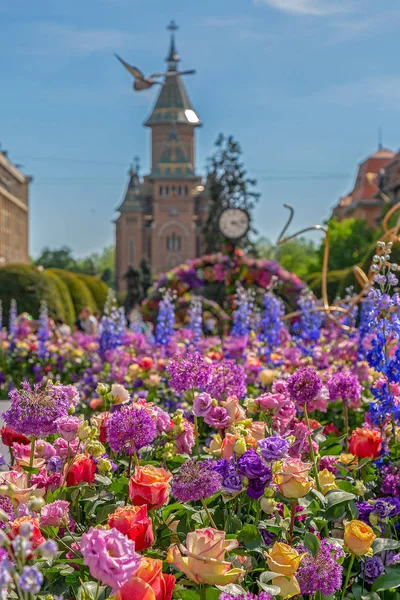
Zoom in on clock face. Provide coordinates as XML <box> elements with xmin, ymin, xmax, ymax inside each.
<box><xmin>218</xmin><ymin>208</ymin><xmax>250</xmax><ymax>241</ymax></box>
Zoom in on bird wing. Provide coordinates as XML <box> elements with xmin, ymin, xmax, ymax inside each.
<box><xmin>177</xmin><ymin>70</ymin><xmax>196</xmax><ymax>76</ymax></box>
<box><xmin>115</xmin><ymin>54</ymin><xmax>144</xmax><ymax>79</ymax></box>
<box><xmin>149</xmin><ymin>72</ymin><xmax>169</xmax><ymax>78</ymax></box>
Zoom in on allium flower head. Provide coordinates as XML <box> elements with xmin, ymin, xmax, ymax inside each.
<box><xmin>219</xmin><ymin>593</ymin><xmax>272</xmax><ymax>600</ymax></box>
<box><xmin>296</xmin><ymin>539</ymin><xmax>344</xmax><ymax>596</ymax></box>
<box><xmin>167</xmin><ymin>353</ymin><xmax>212</xmax><ymax>392</ymax></box>
<box><xmin>206</xmin><ymin>359</ymin><xmax>247</xmax><ymax>400</ymax></box>
<box><xmin>171</xmin><ymin>459</ymin><xmax>222</xmax><ymax>503</ymax></box>
<box><xmin>3</xmin><ymin>381</ymin><xmax>71</xmax><ymax>437</ymax></box>
<box><xmin>0</xmin><ymin>495</ymin><xmax>14</xmax><ymax>529</ymax></box>
<box><xmin>287</xmin><ymin>367</ymin><xmax>322</xmax><ymax>409</ymax></box>
<box><xmin>106</xmin><ymin>406</ymin><xmax>156</xmax><ymax>455</ymax></box>
<box><xmin>327</xmin><ymin>370</ymin><xmax>362</xmax><ymax>405</ymax></box>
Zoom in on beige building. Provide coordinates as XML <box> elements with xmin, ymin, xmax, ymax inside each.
<box><xmin>0</xmin><ymin>150</ymin><xmax>31</xmax><ymax>265</ymax></box>
<box><xmin>115</xmin><ymin>23</ymin><xmax>208</xmax><ymax>291</ymax></box>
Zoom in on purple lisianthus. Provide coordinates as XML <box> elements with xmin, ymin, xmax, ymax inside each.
<box><xmin>362</xmin><ymin>556</ymin><xmax>385</xmax><ymax>584</ymax></box>
<box><xmin>222</xmin><ymin>469</ymin><xmax>243</xmax><ymax>494</ymax></box>
<box><xmin>56</xmin><ymin>415</ymin><xmax>81</xmax><ymax>442</ymax></box>
<box><xmin>287</xmin><ymin>367</ymin><xmax>322</xmax><ymax>410</ymax></box>
<box><xmin>247</xmin><ymin>475</ymin><xmax>270</xmax><ymax>499</ymax></box>
<box><xmin>193</xmin><ymin>392</ymin><xmax>213</xmax><ymax>417</ymax></box>
<box><xmin>172</xmin><ymin>459</ymin><xmax>222</xmax><ymax>503</ymax></box>
<box><xmin>237</xmin><ymin>449</ymin><xmax>271</xmax><ymax>479</ymax></box>
<box><xmin>106</xmin><ymin>405</ymin><xmax>156</xmax><ymax>455</ymax></box>
<box><xmin>258</xmin><ymin>435</ymin><xmax>290</xmax><ymax>461</ymax></box>
<box><xmin>204</xmin><ymin>406</ymin><xmax>232</xmax><ymax>429</ymax></box>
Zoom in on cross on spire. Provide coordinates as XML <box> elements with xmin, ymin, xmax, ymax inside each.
<box><xmin>167</xmin><ymin>19</ymin><xmax>179</xmax><ymax>33</ymax></box>
<box><xmin>166</xmin><ymin>19</ymin><xmax>180</xmax><ymax>70</ymax></box>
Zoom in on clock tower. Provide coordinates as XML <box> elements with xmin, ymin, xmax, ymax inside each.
<box><xmin>115</xmin><ymin>22</ymin><xmax>209</xmax><ymax>291</ymax></box>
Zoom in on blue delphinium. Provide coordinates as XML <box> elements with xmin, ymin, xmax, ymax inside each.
<box><xmin>259</xmin><ymin>291</ymin><xmax>284</xmax><ymax>363</ymax></box>
<box><xmin>188</xmin><ymin>296</ymin><xmax>202</xmax><ymax>343</ymax></box>
<box><xmin>99</xmin><ymin>290</ymin><xmax>125</xmax><ymax>357</ymax></box>
<box><xmin>231</xmin><ymin>285</ymin><xmax>254</xmax><ymax>337</ymax></box>
<box><xmin>155</xmin><ymin>290</ymin><xmax>176</xmax><ymax>346</ymax></box>
<box><xmin>37</xmin><ymin>301</ymin><xmax>49</xmax><ymax>359</ymax></box>
<box><xmin>292</xmin><ymin>289</ymin><xmax>322</xmax><ymax>349</ymax></box>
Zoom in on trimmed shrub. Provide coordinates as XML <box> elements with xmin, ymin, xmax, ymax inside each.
<box><xmin>48</xmin><ymin>269</ymin><xmax>97</xmax><ymax>314</ymax></box>
<box><xmin>0</xmin><ymin>264</ymin><xmax>65</xmax><ymax>322</ymax></box>
<box><xmin>43</xmin><ymin>270</ymin><xmax>76</xmax><ymax>326</ymax></box>
<box><xmin>76</xmin><ymin>274</ymin><xmax>109</xmax><ymax>312</ymax></box>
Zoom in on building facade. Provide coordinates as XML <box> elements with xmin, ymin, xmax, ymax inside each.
<box><xmin>115</xmin><ymin>24</ymin><xmax>208</xmax><ymax>292</ymax></box>
<box><xmin>0</xmin><ymin>150</ymin><xmax>31</xmax><ymax>265</ymax></box>
<box><xmin>332</xmin><ymin>147</ymin><xmax>395</xmax><ymax>229</ymax></box>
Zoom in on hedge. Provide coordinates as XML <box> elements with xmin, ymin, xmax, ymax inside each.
<box><xmin>0</xmin><ymin>264</ymin><xmax>65</xmax><ymax>323</ymax></box>
<box><xmin>43</xmin><ymin>270</ymin><xmax>76</xmax><ymax>326</ymax></box>
<box><xmin>48</xmin><ymin>269</ymin><xmax>97</xmax><ymax>315</ymax></box>
<box><xmin>76</xmin><ymin>274</ymin><xmax>108</xmax><ymax>312</ymax></box>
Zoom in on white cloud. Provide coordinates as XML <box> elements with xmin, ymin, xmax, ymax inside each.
<box><xmin>319</xmin><ymin>75</ymin><xmax>400</xmax><ymax>109</ymax></box>
<box><xmin>254</xmin><ymin>0</ymin><xmax>353</xmax><ymax>16</ymax></box>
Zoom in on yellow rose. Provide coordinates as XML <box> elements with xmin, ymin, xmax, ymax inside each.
<box><xmin>339</xmin><ymin>453</ymin><xmax>359</xmax><ymax>471</ymax></box>
<box><xmin>167</xmin><ymin>527</ymin><xmax>244</xmax><ymax>585</ymax></box>
<box><xmin>319</xmin><ymin>469</ymin><xmax>338</xmax><ymax>495</ymax></box>
<box><xmin>272</xmin><ymin>575</ymin><xmax>301</xmax><ymax>599</ymax></box>
<box><xmin>344</xmin><ymin>520</ymin><xmax>376</xmax><ymax>556</ymax></box>
<box><xmin>274</xmin><ymin>458</ymin><xmax>314</xmax><ymax>499</ymax></box>
<box><xmin>259</xmin><ymin>369</ymin><xmax>277</xmax><ymax>386</ymax></box>
<box><xmin>266</xmin><ymin>542</ymin><xmax>305</xmax><ymax>576</ymax></box>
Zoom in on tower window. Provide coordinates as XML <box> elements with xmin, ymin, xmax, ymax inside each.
<box><xmin>165</xmin><ymin>185</ymin><xmax>170</xmax><ymax>196</ymax></box>
<box><xmin>184</xmin><ymin>186</ymin><xmax>189</xmax><ymax>196</ymax></box>
<box><xmin>178</xmin><ymin>185</ymin><xmax>182</xmax><ymax>195</ymax></box>
<box><xmin>129</xmin><ymin>238</ymin><xmax>134</xmax><ymax>265</ymax></box>
<box><xmin>166</xmin><ymin>232</ymin><xmax>181</xmax><ymax>251</ymax></box>
<box><xmin>159</xmin><ymin>185</ymin><xmax>163</xmax><ymax>196</ymax></box>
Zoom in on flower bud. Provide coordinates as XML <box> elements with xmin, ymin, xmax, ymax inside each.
<box><xmin>260</xmin><ymin>497</ymin><xmax>276</xmax><ymax>514</ymax></box>
<box><xmin>233</xmin><ymin>437</ymin><xmax>247</xmax><ymax>456</ymax></box>
<box><xmin>96</xmin><ymin>383</ymin><xmax>109</xmax><ymax>396</ymax></box>
<box><xmin>97</xmin><ymin>458</ymin><xmax>112</xmax><ymax>475</ymax></box>
<box><xmin>28</xmin><ymin>497</ymin><xmax>46</xmax><ymax>513</ymax></box>
<box><xmin>78</xmin><ymin>421</ymin><xmax>91</xmax><ymax>441</ymax></box>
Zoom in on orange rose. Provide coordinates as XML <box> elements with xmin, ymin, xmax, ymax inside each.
<box><xmin>349</xmin><ymin>428</ymin><xmax>382</xmax><ymax>459</ymax></box>
<box><xmin>10</xmin><ymin>516</ymin><xmax>45</xmax><ymax>550</ymax></box>
<box><xmin>129</xmin><ymin>465</ymin><xmax>172</xmax><ymax>509</ymax></box>
<box><xmin>141</xmin><ymin>357</ymin><xmax>153</xmax><ymax>370</ymax></box>
<box><xmin>108</xmin><ymin>505</ymin><xmax>154</xmax><ymax>551</ymax></box>
<box><xmin>116</xmin><ymin>557</ymin><xmax>175</xmax><ymax>600</ymax></box>
<box><xmin>274</xmin><ymin>458</ymin><xmax>314</xmax><ymax>499</ymax></box>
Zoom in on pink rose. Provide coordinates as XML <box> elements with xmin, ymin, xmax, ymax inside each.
<box><xmin>193</xmin><ymin>393</ymin><xmax>213</xmax><ymax>417</ymax></box>
<box><xmin>176</xmin><ymin>420</ymin><xmax>195</xmax><ymax>455</ymax></box>
<box><xmin>40</xmin><ymin>500</ymin><xmax>70</xmax><ymax>527</ymax></box>
<box><xmin>56</xmin><ymin>416</ymin><xmax>82</xmax><ymax>442</ymax></box>
<box><xmin>257</xmin><ymin>392</ymin><xmax>287</xmax><ymax>411</ymax></box>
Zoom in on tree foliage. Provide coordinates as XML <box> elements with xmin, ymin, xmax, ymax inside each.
<box><xmin>318</xmin><ymin>217</ymin><xmax>376</xmax><ymax>272</ymax></box>
<box><xmin>203</xmin><ymin>134</ymin><xmax>260</xmax><ymax>254</ymax></box>
<box><xmin>256</xmin><ymin>237</ymin><xmax>319</xmax><ymax>280</ymax></box>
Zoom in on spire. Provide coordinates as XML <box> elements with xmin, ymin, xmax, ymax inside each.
<box><xmin>378</xmin><ymin>126</ymin><xmax>383</xmax><ymax>151</ymax></box>
<box><xmin>166</xmin><ymin>20</ymin><xmax>179</xmax><ymax>71</ymax></box>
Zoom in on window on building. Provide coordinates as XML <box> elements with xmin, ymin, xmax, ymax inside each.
<box><xmin>178</xmin><ymin>185</ymin><xmax>182</xmax><ymax>195</ymax></box>
<box><xmin>184</xmin><ymin>186</ymin><xmax>189</xmax><ymax>196</ymax></box>
<box><xmin>166</xmin><ymin>232</ymin><xmax>181</xmax><ymax>251</ymax></box>
<box><xmin>159</xmin><ymin>185</ymin><xmax>163</xmax><ymax>196</ymax></box>
<box><xmin>129</xmin><ymin>238</ymin><xmax>134</xmax><ymax>265</ymax></box>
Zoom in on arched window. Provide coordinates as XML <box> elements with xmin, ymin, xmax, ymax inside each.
<box><xmin>165</xmin><ymin>185</ymin><xmax>170</xmax><ymax>196</ymax></box>
<box><xmin>184</xmin><ymin>185</ymin><xmax>189</xmax><ymax>196</ymax></box>
<box><xmin>166</xmin><ymin>232</ymin><xmax>181</xmax><ymax>251</ymax></box>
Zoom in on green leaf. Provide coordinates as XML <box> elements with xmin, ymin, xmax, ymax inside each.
<box><xmin>108</xmin><ymin>476</ymin><xmax>129</xmax><ymax>494</ymax></box>
<box><xmin>96</xmin><ymin>503</ymin><xmax>117</xmax><ymax>524</ymax></box>
<box><xmin>320</xmin><ymin>444</ymin><xmax>343</xmax><ymax>456</ymax></box>
<box><xmin>304</xmin><ymin>532</ymin><xmax>320</xmax><ymax>557</ymax></box>
<box><xmin>225</xmin><ymin>515</ymin><xmax>242</xmax><ymax>534</ymax></box>
<box><xmin>259</xmin><ymin>571</ymin><xmax>281</xmax><ymax>584</ymax></box>
<box><xmin>174</xmin><ymin>590</ymin><xmax>199</xmax><ymax>600</ymax></box>
<box><xmin>77</xmin><ymin>582</ymin><xmax>105</xmax><ymax>600</ymax></box>
<box><xmin>241</xmin><ymin>523</ymin><xmax>263</xmax><ymax>550</ymax></box>
<box><xmin>326</xmin><ymin>490</ymin><xmax>355</xmax><ymax>507</ymax></box>
<box><xmin>205</xmin><ymin>589</ymin><xmax>220</xmax><ymax>600</ymax></box>
<box><xmin>216</xmin><ymin>584</ymin><xmax>246</xmax><ymax>595</ymax></box>
<box><xmin>372</xmin><ymin>538</ymin><xmax>400</xmax><ymax>554</ymax></box>
<box><xmin>372</xmin><ymin>567</ymin><xmax>400</xmax><ymax>592</ymax></box>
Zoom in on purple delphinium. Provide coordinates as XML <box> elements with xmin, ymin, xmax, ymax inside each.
<box><xmin>287</xmin><ymin>367</ymin><xmax>322</xmax><ymax>409</ymax></box>
<box><xmin>381</xmin><ymin>464</ymin><xmax>400</xmax><ymax>497</ymax></box>
<box><xmin>327</xmin><ymin>370</ymin><xmax>361</xmax><ymax>404</ymax></box>
<box><xmin>0</xmin><ymin>495</ymin><xmax>14</xmax><ymax>528</ymax></box>
<box><xmin>258</xmin><ymin>435</ymin><xmax>290</xmax><ymax>461</ymax></box>
<box><xmin>37</xmin><ymin>301</ymin><xmax>49</xmax><ymax>360</ymax></box>
<box><xmin>106</xmin><ymin>406</ymin><xmax>156</xmax><ymax>455</ymax></box>
<box><xmin>171</xmin><ymin>459</ymin><xmax>222</xmax><ymax>503</ymax></box>
<box><xmin>361</xmin><ymin>556</ymin><xmax>385</xmax><ymax>584</ymax></box>
<box><xmin>167</xmin><ymin>353</ymin><xmax>212</xmax><ymax>393</ymax></box>
<box><xmin>3</xmin><ymin>381</ymin><xmax>71</xmax><ymax>437</ymax></box>
<box><xmin>296</xmin><ymin>539</ymin><xmax>344</xmax><ymax>596</ymax></box>
<box><xmin>18</xmin><ymin>566</ymin><xmax>44</xmax><ymax>594</ymax></box>
<box><xmin>47</xmin><ymin>456</ymin><xmax>64</xmax><ymax>473</ymax></box>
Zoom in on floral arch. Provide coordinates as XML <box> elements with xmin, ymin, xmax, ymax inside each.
<box><xmin>141</xmin><ymin>250</ymin><xmax>305</xmax><ymax>321</ymax></box>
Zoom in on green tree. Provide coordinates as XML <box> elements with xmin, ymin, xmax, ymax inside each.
<box><xmin>257</xmin><ymin>237</ymin><xmax>319</xmax><ymax>280</ymax></box>
<box><xmin>203</xmin><ymin>134</ymin><xmax>260</xmax><ymax>254</ymax></box>
<box><xmin>139</xmin><ymin>259</ymin><xmax>152</xmax><ymax>298</ymax></box>
<box><xmin>318</xmin><ymin>217</ymin><xmax>376</xmax><ymax>271</ymax></box>
<box><xmin>34</xmin><ymin>246</ymin><xmax>77</xmax><ymax>271</ymax></box>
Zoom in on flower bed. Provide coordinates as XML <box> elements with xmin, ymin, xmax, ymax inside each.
<box><xmin>0</xmin><ymin>244</ymin><xmax>399</xmax><ymax>599</ymax></box>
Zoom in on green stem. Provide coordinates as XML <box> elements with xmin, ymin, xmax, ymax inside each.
<box><xmin>344</xmin><ymin>402</ymin><xmax>349</xmax><ymax>452</ymax></box>
<box><xmin>288</xmin><ymin>499</ymin><xmax>297</xmax><ymax>543</ymax></box>
<box><xmin>200</xmin><ymin>497</ymin><xmax>217</xmax><ymax>529</ymax></box>
<box><xmin>28</xmin><ymin>437</ymin><xmax>36</xmax><ymax>484</ymax></box>
<box><xmin>94</xmin><ymin>578</ymin><xmax>100</xmax><ymax>600</ymax></box>
<box><xmin>341</xmin><ymin>554</ymin><xmax>355</xmax><ymax>600</ymax></box>
<box><xmin>304</xmin><ymin>405</ymin><xmax>321</xmax><ymax>493</ymax></box>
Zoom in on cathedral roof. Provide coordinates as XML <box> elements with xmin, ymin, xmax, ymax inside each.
<box><xmin>144</xmin><ymin>23</ymin><xmax>201</xmax><ymax>128</ymax></box>
<box><xmin>150</xmin><ymin>127</ymin><xmax>197</xmax><ymax>179</ymax></box>
<box><xmin>116</xmin><ymin>167</ymin><xmax>145</xmax><ymax>212</ymax></box>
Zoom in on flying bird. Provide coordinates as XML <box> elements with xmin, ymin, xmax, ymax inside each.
<box><xmin>115</xmin><ymin>54</ymin><xmax>195</xmax><ymax>91</ymax></box>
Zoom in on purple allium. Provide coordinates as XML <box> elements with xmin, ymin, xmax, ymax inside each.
<box><xmin>171</xmin><ymin>459</ymin><xmax>222</xmax><ymax>503</ymax></box>
<box><xmin>237</xmin><ymin>449</ymin><xmax>271</xmax><ymax>480</ymax></box>
<box><xmin>167</xmin><ymin>353</ymin><xmax>212</xmax><ymax>392</ymax></box>
<box><xmin>362</xmin><ymin>556</ymin><xmax>385</xmax><ymax>584</ymax></box>
<box><xmin>297</xmin><ymin>539</ymin><xmax>344</xmax><ymax>596</ymax></box>
<box><xmin>0</xmin><ymin>495</ymin><xmax>14</xmax><ymax>528</ymax></box>
<box><xmin>18</xmin><ymin>566</ymin><xmax>43</xmax><ymax>594</ymax></box>
<box><xmin>219</xmin><ymin>593</ymin><xmax>272</xmax><ymax>600</ymax></box>
<box><xmin>3</xmin><ymin>381</ymin><xmax>71</xmax><ymax>437</ymax></box>
<box><xmin>106</xmin><ymin>406</ymin><xmax>156</xmax><ymax>455</ymax></box>
<box><xmin>258</xmin><ymin>435</ymin><xmax>290</xmax><ymax>461</ymax></box>
<box><xmin>287</xmin><ymin>367</ymin><xmax>322</xmax><ymax>409</ymax></box>
<box><xmin>205</xmin><ymin>359</ymin><xmax>247</xmax><ymax>400</ymax></box>
<box><xmin>327</xmin><ymin>370</ymin><xmax>361</xmax><ymax>404</ymax></box>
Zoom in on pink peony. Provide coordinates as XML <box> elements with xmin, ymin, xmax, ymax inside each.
<box><xmin>257</xmin><ymin>392</ymin><xmax>287</xmax><ymax>411</ymax></box>
<box><xmin>53</xmin><ymin>438</ymin><xmax>80</xmax><ymax>460</ymax></box>
<box><xmin>40</xmin><ymin>500</ymin><xmax>70</xmax><ymax>527</ymax></box>
<box><xmin>81</xmin><ymin>527</ymin><xmax>141</xmax><ymax>591</ymax></box>
<box><xmin>193</xmin><ymin>393</ymin><xmax>213</xmax><ymax>417</ymax></box>
<box><xmin>56</xmin><ymin>416</ymin><xmax>82</xmax><ymax>442</ymax></box>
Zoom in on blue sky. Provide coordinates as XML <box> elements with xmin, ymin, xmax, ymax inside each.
<box><xmin>2</xmin><ymin>0</ymin><xmax>400</xmax><ymax>257</ymax></box>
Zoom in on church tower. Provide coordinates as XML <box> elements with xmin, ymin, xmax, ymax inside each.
<box><xmin>115</xmin><ymin>22</ymin><xmax>208</xmax><ymax>292</ymax></box>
